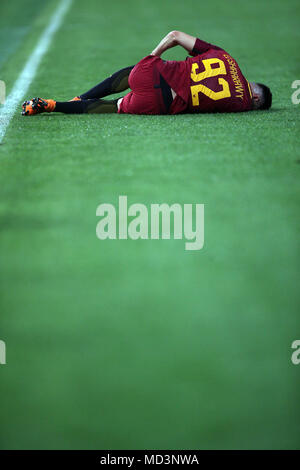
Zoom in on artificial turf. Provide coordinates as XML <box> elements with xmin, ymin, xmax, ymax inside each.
<box><xmin>0</xmin><ymin>0</ymin><xmax>299</xmax><ymax>450</ymax></box>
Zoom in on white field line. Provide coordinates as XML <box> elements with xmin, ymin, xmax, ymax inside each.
<box><xmin>0</xmin><ymin>0</ymin><xmax>72</xmax><ymax>144</ymax></box>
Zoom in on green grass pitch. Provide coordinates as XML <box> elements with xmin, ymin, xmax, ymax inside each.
<box><xmin>0</xmin><ymin>0</ymin><xmax>299</xmax><ymax>450</ymax></box>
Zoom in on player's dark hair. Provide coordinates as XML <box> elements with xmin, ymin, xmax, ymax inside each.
<box><xmin>257</xmin><ymin>83</ymin><xmax>272</xmax><ymax>110</ymax></box>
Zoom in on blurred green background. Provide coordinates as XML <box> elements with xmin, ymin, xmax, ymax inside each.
<box><xmin>0</xmin><ymin>0</ymin><xmax>299</xmax><ymax>449</ymax></box>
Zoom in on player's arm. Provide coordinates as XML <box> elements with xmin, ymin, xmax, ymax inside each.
<box><xmin>150</xmin><ymin>31</ymin><xmax>196</xmax><ymax>57</ymax></box>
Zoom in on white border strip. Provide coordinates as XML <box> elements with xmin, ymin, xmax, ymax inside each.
<box><xmin>0</xmin><ymin>0</ymin><xmax>72</xmax><ymax>144</ymax></box>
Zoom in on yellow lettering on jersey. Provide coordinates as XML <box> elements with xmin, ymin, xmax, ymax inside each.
<box><xmin>191</xmin><ymin>59</ymin><xmax>227</xmax><ymax>82</ymax></box>
<box><xmin>191</xmin><ymin>78</ymin><xmax>231</xmax><ymax>105</ymax></box>
<box><xmin>190</xmin><ymin>58</ymin><xmax>231</xmax><ymax>104</ymax></box>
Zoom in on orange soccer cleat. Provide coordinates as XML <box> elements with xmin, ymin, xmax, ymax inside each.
<box><xmin>69</xmin><ymin>96</ymin><xmax>81</xmax><ymax>102</ymax></box>
<box><xmin>22</xmin><ymin>97</ymin><xmax>56</xmax><ymax>115</ymax></box>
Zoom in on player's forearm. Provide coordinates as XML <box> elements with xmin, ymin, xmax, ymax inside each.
<box><xmin>151</xmin><ymin>31</ymin><xmax>197</xmax><ymax>57</ymax></box>
<box><xmin>151</xmin><ymin>31</ymin><xmax>177</xmax><ymax>57</ymax></box>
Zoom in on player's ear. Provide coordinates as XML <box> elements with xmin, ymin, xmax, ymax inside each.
<box><xmin>252</xmin><ymin>92</ymin><xmax>260</xmax><ymax>109</ymax></box>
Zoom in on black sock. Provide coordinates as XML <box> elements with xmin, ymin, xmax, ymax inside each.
<box><xmin>54</xmin><ymin>98</ymin><xmax>119</xmax><ymax>114</ymax></box>
<box><xmin>80</xmin><ymin>66</ymin><xmax>134</xmax><ymax>99</ymax></box>
<box><xmin>54</xmin><ymin>101</ymin><xmax>85</xmax><ymax>113</ymax></box>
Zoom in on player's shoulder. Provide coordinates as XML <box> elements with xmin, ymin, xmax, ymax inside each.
<box><xmin>191</xmin><ymin>38</ymin><xmax>223</xmax><ymax>56</ymax></box>
<box><xmin>191</xmin><ymin>47</ymin><xmax>226</xmax><ymax>61</ymax></box>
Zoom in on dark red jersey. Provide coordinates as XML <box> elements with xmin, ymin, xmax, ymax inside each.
<box><xmin>157</xmin><ymin>38</ymin><xmax>253</xmax><ymax>114</ymax></box>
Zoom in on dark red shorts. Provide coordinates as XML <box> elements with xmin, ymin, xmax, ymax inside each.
<box><xmin>118</xmin><ymin>55</ymin><xmax>167</xmax><ymax>115</ymax></box>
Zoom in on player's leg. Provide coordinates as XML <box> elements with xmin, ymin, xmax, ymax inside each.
<box><xmin>55</xmin><ymin>98</ymin><xmax>119</xmax><ymax>113</ymax></box>
<box><xmin>22</xmin><ymin>97</ymin><xmax>120</xmax><ymax>115</ymax></box>
<box><xmin>118</xmin><ymin>56</ymin><xmax>171</xmax><ymax>115</ymax></box>
<box><xmin>72</xmin><ymin>66</ymin><xmax>135</xmax><ymax>100</ymax></box>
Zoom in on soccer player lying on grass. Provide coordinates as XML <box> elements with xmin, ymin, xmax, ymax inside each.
<box><xmin>22</xmin><ymin>31</ymin><xmax>272</xmax><ymax>116</ymax></box>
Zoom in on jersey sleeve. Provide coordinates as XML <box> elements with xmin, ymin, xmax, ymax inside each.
<box><xmin>190</xmin><ymin>38</ymin><xmax>223</xmax><ymax>56</ymax></box>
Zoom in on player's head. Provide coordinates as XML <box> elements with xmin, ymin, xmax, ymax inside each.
<box><xmin>250</xmin><ymin>82</ymin><xmax>272</xmax><ymax>110</ymax></box>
